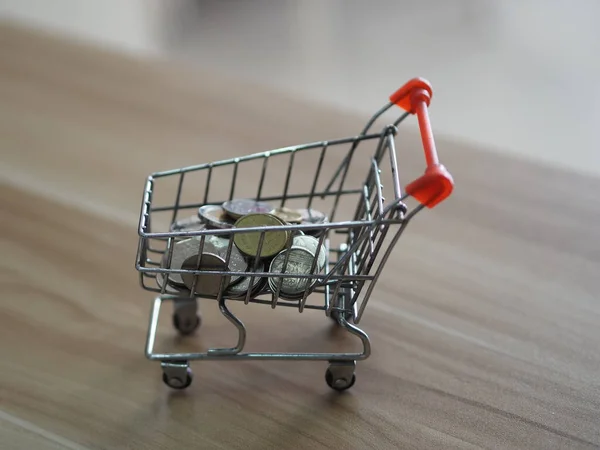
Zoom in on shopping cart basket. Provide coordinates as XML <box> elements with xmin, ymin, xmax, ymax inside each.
<box><xmin>135</xmin><ymin>78</ymin><xmax>454</xmax><ymax>391</ymax></box>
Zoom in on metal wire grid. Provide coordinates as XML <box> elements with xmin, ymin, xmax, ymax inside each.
<box><xmin>136</xmin><ymin>105</ymin><xmax>422</xmax><ymax>325</ymax></box>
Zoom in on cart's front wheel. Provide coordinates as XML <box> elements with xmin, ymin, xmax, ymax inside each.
<box><xmin>161</xmin><ymin>362</ymin><xmax>193</xmax><ymax>389</ymax></box>
<box><xmin>162</xmin><ymin>369</ymin><xmax>193</xmax><ymax>390</ymax></box>
<box><xmin>325</xmin><ymin>362</ymin><xmax>356</xmax><ymax>391</ymax></box>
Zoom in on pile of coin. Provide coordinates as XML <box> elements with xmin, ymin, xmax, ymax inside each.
<box><xmin>159</xmin><ymin>198</ymin><xmax>329</xmax><ymax>300</ymax></box>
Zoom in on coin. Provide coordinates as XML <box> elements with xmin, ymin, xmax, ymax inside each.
<box><xmin>163</xmin><ymin>238</ymin><xmax>203</xmax><ymax>286</ymax></box>
<box><xmin>170</xmin><ymin>216</ymin><xmax>206</xmax><ymax>232</ymax></box>
<box><xmin>290</xmin><ymin>234</ymin><xmax>327</xmax><ymax>271</ymax></box>
<box><xmin>168</xmin><ymin>235</ymin><xmax>246</xmax><ymax>286</ymax></box>
<box><xmin>225</xmin><ymin>261</ymin><xmax>266</xmax><ymax>299</ymax></box>
<box><xmin>198</xmin><ymin>204</ymin><xmax>235</xmax><ymax>229</ymax></box>
<box><xmin>158</xmin><ymin>245</ymin><xmax>188</xmax><ymax>293</ymax></box>
<box><xmin>222</xmin><ymin>198</ymin><xmax>274</xmax><ymax>219</ymax></box>
<box><xmin>275</xmin><ymin>289</ymin><xmax>306</xmax><ymax>302</ymax></box>
<box><xmin>268</xmin><ymin>247</ymin><xmax>320</xmax><ymax>296</ymax></box>
<box><xmin>166</xmin><ymin>235</ymin><xmax>226</xmax><ymax>285</ymax></box>
<box><xmin>156</xmin><ymin>271</ymin><xmax>190</xmax><ymax>296</ymax></box>
<box><xmin>233</xmin><ymin>213</ymin><xmax>290</xmax><ymax>258</ymax></box>
<box><xmin>296</xmin><ymin>208</ymin><xmax>328</xmax><ymax>236</ymax></box>
<box><xmin>272</xmin><ymin>206</ymin><xmax>302</xmax><ymax>224</ymax></box>
<box><xmin>181</xmin><ymin>253</ymin><xmax>230</xmax><ymax>296</ymax></box>
<box><xmin>209</xmin><ymin>237</ymin><xmax>248</xmax><ymax>286</ymax></box>
<box><xmin>298</xmin><ymin>208</ymin><xmax>327</xmax><ymax>224</ymax></box>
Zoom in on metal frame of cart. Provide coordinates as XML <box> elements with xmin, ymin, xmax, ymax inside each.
<box><xmin>135</xmin><ymin>77</ymin><xmax>454</xmax><ymax>391</ymax></box>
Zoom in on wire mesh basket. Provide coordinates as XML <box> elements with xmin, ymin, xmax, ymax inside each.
<box><xmin>135</xmin><ymin>77</ymin><xmax>454</xmax><ymax>391</ymax></box>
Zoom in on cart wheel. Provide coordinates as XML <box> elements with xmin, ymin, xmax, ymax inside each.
<box><xmin>162</xmin><ymin>367</ymin><xmax>193</xmax><ymax>390</ymax></box>
<box><xmin>173</xmin><ymin>313</ymin><xmax>201</xmax><ymax>335</ymax></box>
<box><xmin>325</xmin><ymin>367</ymin><xmax>356</xmax><ymax>391</ymax></box>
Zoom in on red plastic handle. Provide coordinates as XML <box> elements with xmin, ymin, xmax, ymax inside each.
<box><xmin>389</xmin><ymin>78</ymin><xmax>454</xmax><ymax>208</ymax></box>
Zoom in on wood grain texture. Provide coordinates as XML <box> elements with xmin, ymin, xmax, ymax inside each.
<box><xmin>1</xmin><ymin>22</ymin><xmax>599</xmax><ymax>450</ymax></box>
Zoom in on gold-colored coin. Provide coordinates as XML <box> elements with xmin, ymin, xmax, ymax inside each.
<box><xmin>233</xmin><ymin>213</ymin><xmax>290</xmax><ymax>258</ymax></box>
<box><xmin>272</xmin><ymin>206</ymin><xmax>302</xmax><ymax>224</ymax></box>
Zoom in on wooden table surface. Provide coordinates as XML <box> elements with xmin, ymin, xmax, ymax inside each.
<box><xmin>1</xmin><ymin>22</ymin><xmax>599</xmax><ymax>450</ymax></box>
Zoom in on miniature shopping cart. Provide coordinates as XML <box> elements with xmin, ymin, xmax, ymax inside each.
<box><xmin>135</xmin><ymin>78</ymin><xmax>454</xmax><ymax>391</ymax></box>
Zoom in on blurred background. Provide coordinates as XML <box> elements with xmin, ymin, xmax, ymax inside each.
<box><xmin>1</xmin><ymin>0</ymin><xmax>599</xmax><ymax>176</ymax></box>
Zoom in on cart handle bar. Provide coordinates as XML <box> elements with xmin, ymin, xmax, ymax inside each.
<box><xmin>390</xmin><ymin>78</ymin><xmax>454</xmax><ymax>208</ymax></box>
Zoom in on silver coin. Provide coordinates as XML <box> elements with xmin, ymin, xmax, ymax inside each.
<box><xmin>199</xmin><ymin>235</ymin><xmax>247</xmax><ymax>285</ymax></box>
<box><xmin>222</xmin><ymin>198</ymin><xmax>274</xmax><ymax>219</ymax></box>
<box><xmin>225</xmin><ymin>261</ymin><xmax>266</xmax><ymax>299</ymax></box>
<box><xmin>155</xmin><ymin>271</ymin><xmax>190</xmax><ymax>296</ymax></box>
<box><xmin>298</xmin><ymin>208</ymin><xmax>327</xmax><ymax>224</ymax></box>
<box><xmin>268</xmin><ymin>247</ymin><xmax>320</xmax><ymax>296</ymax></box>
<box><xmin>170</xmin><ymin>216</ymin><xmax>206</xmax><ymax>232</ymax></box>
<box><xmin>198</xmin><ymin>204</ymin><xmax>235</xmax><ymax>229</ymax></box>
<box><xmin>165</xmin><ymin>236</ymin><xmax>222</xmax><ymax>286</ymax></box>
<box><xmin>290</xmin><ymin>234</ymin><xmax>327</xmax><ymax>271</ymax></box>
<box><xmin>163</xmin><ymin>238</ymin><xmax>203</xmax><ymax>286</ymax></box>
<box><xmin>166</xmin><ymin>235</ymin><xmax>246</xmax><ymax>286</ymax></box>
<box><xmin>297</xmin><ymin>208</ymin><xmax>328</xmax><ymax>236</ymax></box>
<box><xmin>181</xmin><ymin>252</ymin><xmax>230</xmax><ymax>297</ymax></box>
<box><xmin>275</xmin><ymin>290</ymin><xmax>306</xmax><ymax>302</ymax></box>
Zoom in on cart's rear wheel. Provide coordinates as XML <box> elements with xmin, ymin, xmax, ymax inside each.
<box><xmin>173</xmin><ymin>313</ymin><xmax>201</xmax><ymax>335</ymax></box>
<box><xmin>325</xmin><ymin>363</ymin><xmax>356</xmax><ymax>391</ymax></box>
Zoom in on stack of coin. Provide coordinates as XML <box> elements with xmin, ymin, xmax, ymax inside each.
<box><xmin>159</xmin><ymin>198</ymin><xmax>329</xmax><ymax>301</ymax></box>
<box><xmin>173</xmin><ymin>199</ymin><xmax>328</xmax><ymax>235</ymax></box>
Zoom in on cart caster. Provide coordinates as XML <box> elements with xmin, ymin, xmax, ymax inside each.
<box><xmin>173</xmin><ymin>313</ymin><xmax>201</xmax><ymax>335</ymax></box>
<box><xmin>325</xmin><ymin>361</ymin><xmax>356</xmax><ymax>391</ymax></box>
<box><xmin>161</xmin><ymin>362</ymin><xmax>193</xmax><ymax>389</ymax></box>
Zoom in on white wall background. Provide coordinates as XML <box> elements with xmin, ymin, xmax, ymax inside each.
<box><xmin>0</xmin><ymin>0</ymin><xmax>167</xmax><ymax>54</ymax></box>
<box><xmin>2</xmin><ymin>0</ymin><xmax>599</xmax><ymax>176</ymax></box>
